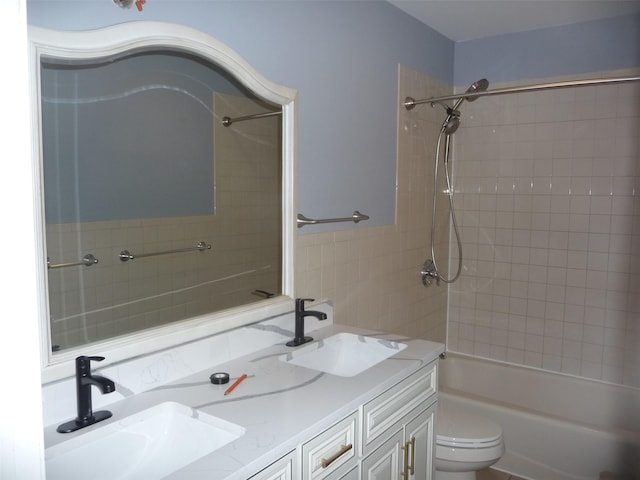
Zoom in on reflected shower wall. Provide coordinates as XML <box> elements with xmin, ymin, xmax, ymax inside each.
<box><xmin>46</xmin><ymin>92</ymin><xmax>281</xmax><ymax>350</ymax></box>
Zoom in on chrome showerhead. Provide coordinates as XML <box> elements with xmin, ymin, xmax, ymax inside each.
<box><xmin>465</xmin><ymin>78</ymin><xmax>489</xmax><ymax>102</ymax></box>
<box><xmin>453</xmin><ymin>78</ymin><xmax>490</xmax><ymax>110</ymax></box>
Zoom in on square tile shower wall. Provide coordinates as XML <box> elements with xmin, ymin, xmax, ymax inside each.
<box><xmin>447</xmin><ymin>69</ymin><xmax>640</xmax><ymax>387</ymax></box>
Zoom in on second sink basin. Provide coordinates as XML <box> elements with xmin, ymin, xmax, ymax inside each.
<box><xmin>280</xmin><ymin>332</ymin><xmax>407</xmax><ymax>377</ymax></box>
<box><xmin>46</xmin><ymin>402</ymin><xmax>245</xmax><ymax>480</ymax></box>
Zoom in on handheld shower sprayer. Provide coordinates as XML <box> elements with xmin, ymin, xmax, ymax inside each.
<box><xmin>421</xmin><ymin>78</ymin><xmax>490</xmax><ymax>287</ymax></box>
<box><xmin>443</xmin><ymin>116</ymin><xmax>460</xmax><ymax>135</ymax></box>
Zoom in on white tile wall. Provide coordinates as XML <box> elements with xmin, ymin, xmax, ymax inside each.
<box><xmin>448</xmin><ymin>69</ymin><xmax>640</xmax><ymax>388</ymax></box>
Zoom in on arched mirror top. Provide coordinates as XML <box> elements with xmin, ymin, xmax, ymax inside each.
<box><xmin>29</xmin><ymin>22</ymin><xmax>296</xmax><ymax>106</ymax></box>
<box><xmin>29</xmin><ymin>22</ymin><xmax>296</xmax><ymax>383</ymax></box>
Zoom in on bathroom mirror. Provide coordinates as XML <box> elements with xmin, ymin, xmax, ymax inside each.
<box><xmin>28</xmin><ymin>23</ymin><xmax>296</xmax><ymax>381</ymax></box>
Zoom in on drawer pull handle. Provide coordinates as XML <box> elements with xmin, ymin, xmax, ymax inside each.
<box><xmin>408</xmin><ymin>436</ymin><xmax>416</xmax><ymax>475</ymax></box>
<box><xmin>401</xmin><ymin>437</ymin><xmax>415</xmax><ymax>478</ymax></box>
<box><xmin>321</xmin><ymin>443</ymin><xmax>353</xmax><ymax>468</ymax></box>
<box><xmin>401</xmin><ymin>440</ymin><xmax>409</xmax><ymax>478</ymax></box>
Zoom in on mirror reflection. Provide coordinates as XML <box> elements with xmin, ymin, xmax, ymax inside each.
<box><xmin>41</xmin><ymin>49</ymin><xmax>283</xmax><ymax>352</ymax></box>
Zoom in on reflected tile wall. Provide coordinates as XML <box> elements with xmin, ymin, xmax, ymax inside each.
<box><xmin>45</xmin><ymin>92</ymin><xmax>281</xmax><ymax>349</ymax></box>
<box><xmin>448</xmin><ymin>69</ymin><xmax>640</xmax><ymax>387</ymax></box>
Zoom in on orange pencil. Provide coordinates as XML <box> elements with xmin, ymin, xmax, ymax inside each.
<box><xmin>224</xmin><ymin>373</ymin><xmax>247</xmax><ymax>396</ymax></box>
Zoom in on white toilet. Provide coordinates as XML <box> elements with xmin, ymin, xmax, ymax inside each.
<box><xmin>435</xmin><ymin>399</ymin><xmax>505</xmax><ymax>480</ymax></box>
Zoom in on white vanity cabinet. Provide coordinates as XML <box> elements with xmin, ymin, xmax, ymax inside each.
<box><xmin>361</xmin><ymin>361</ymin><xmax>438</xmax><ymax>479</ymax></box>
<box><xmin>40</xmin><ymin>314</ymin><xmax>444</xmax><ymax>480</ymax></box>
<box><xmin>359</xmin><ymin>402</ymin><xmax>436</xmax><ymax>480</ymax></box>
<box><xmin>255</xmin><ymin>360</ymin><xmax>438</xmax><ymax>480</ymax></box>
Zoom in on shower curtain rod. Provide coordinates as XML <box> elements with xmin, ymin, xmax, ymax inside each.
<box><xmin>403</xmin><ymin>75</ymin><xmax>640</xmax><ymax>109</ymax></box>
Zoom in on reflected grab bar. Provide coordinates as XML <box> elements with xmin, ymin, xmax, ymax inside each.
<box><xmin>297</xmin><ymin>211</ymin><xmax>370</xmax><ymax>228</ymax></box>
<box><xmin>222</xmin><ymin>111</ymin><xmax>281</xmax><ymax>126</ymax></box>
<box><xmin>119</xmin><ymin>241</ymin><xmax>211</xmax><ymax>262</ymax></box>
<box><xmin>252</xmin><ymin>289</ymin><xmax>276</xmax><ymax>298</ymax></box>
<box><xmin>48</xmin><ymin>254</ymin><xmax>99</xmax><ymax>269</ymax></box>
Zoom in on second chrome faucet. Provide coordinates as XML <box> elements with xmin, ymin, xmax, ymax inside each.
<box><xmin>286</xmin><ymin>298</ymin><xmax>327</xmax><ymax>347</ymax></box>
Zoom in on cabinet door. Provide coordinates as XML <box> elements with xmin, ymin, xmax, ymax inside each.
<box><xmin>405</xmin><ymin>403</ymin><xmax>436</xmax><ymax>480</ymax></box>
<box><xmin>361</xmin><ymin>429</ymin><xmax>404</xmax><ymax>480</ymax></box>
<box><xmin>249</xmin><ymin>450</ymin><xmax>296</xmax><ymax>480</ymax></box>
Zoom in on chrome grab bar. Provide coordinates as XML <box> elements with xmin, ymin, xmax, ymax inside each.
<box><xmin>119</xmin><ymin>241</ymin><xmax>211</xmax><ymax>262</ymax></box>
<box><xmin>48</xmin><ymin>254</ymin><xmax>99</xmax><ymax>269</ymax></box>
<box><xmin>222</xmin><ymin>110</ymin><xmax>281</xmax><ymax>126</ymax></box>
<box><xmin>296</xmin><ymin>211</ymin><xmax>369</xmax><ymax>228</ymax></box>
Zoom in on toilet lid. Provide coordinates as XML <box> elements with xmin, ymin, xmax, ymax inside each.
<box><xmin>437</xmin><ymin>401</ymin><xmax>503</xmax><ymax>448</ymax></box>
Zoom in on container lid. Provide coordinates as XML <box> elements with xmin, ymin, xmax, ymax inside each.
<box><xmin>436</xmin><ymin>401</ymin><xmax>503</xmax><ymax>447</ymax></box>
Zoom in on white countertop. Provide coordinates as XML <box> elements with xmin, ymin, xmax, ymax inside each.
<box><xmin>44</xmin><ymin>321</ymin><xmax>443</xmax><ymax>479</ymax></box>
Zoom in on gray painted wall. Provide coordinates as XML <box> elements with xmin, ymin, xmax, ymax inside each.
<box><xmin>454</xmin><ymin>14</ymin><xmax>640</xmax><ymax>86</ymax></box>
<box><xmin>41</xmin><ymin>53</ymin><xmax>247</xmax><ymax>222</ymax></box>
<box><xmin>28</xmin><ymin>0</ymin><xmax>453</xmax><ymax>231</ymax></box>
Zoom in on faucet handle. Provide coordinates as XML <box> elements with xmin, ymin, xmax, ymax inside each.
<box><xmin>76</xmin><ymin>355</ymin><xmax>105</xmax><ymax>375</ymax></box>
<box><xmin>296</xmin><ymin>298</ymin><xmax>315</xmax><ymax>310</ymax></box>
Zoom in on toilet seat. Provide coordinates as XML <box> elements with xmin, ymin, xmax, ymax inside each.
<box><xmin>437</xmin><ymin>401</ymin><xmax>503</xmax><ymax>449</ymax></box>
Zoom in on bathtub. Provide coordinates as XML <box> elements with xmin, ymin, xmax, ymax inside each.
<box><xmin>438</xmin><ymin>353</ymin><xmax>640</xmax><ymax>480</ymax></box>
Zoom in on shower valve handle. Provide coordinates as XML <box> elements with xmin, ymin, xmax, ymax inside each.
<box><xmin>421</xmin><ymin>259</ymin><xmax>439</xmax><ymax>287</ymax></box>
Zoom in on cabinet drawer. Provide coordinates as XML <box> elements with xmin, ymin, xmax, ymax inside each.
<box><xmin>249</xmin><ymin>450</ymin><xmax>296</xmax><ymax>480</ymax></box>
<box><xmin>302</xmin><ymin>411</ymin><xmax>359</xmax><ymax>480</ymax></box>
<box><xmin>362</xmin><ymin>362</ymin><xmax>437</xmax><ymax>452</ymax></box>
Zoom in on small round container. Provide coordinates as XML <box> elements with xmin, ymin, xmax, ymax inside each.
<box><xmin>210</xmin><ymin>372</ymin><xmax>230</xmax><ymax>385</ymax></box>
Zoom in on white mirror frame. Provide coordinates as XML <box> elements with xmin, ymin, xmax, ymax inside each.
<box><xmin>28</xmin><ymin>22</ymin><xmax>297</xmax><ymax>383</ymax></box>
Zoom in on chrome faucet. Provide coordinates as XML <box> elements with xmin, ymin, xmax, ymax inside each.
<box><xmin>57</xmin><ymin>356</ymin><xmax>116</xmax><ymax>433</ymax></box>
<box><xmin>286</xmin><ymin>298</ymin><xmax>327</xmax><ymax>347</ymax></box>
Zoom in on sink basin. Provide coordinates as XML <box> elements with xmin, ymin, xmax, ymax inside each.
<box><xmin>280</xmin><ymin>332</ymin><xmax>407</xmax><ymax>377</ymax></box>
<box><xmin>46</xmin><ymin>402</ymin><xmax>245</xmax><ymax>480</ymax></box>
